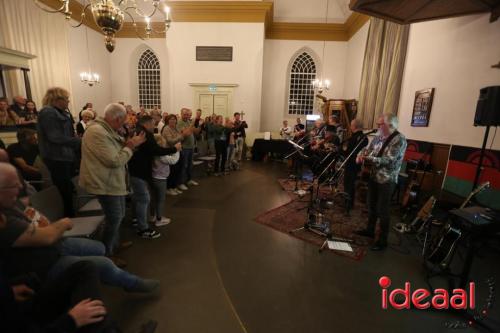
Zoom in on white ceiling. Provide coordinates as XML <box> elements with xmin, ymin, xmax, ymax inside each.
<box><xmin>78</xmin><ymin>0</ymin><xmax>352</xmax><ymax>23</ymax></box>
<box><xmin>274</xmin><ymin>0</ymin><xmax>352</xmax><ymax>24</ymax></box>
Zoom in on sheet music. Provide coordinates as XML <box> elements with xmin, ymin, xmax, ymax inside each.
<box><xmin>327</xmin><ymin>241</ymin><xmax>353</xmax><ymax>252</ymax></box>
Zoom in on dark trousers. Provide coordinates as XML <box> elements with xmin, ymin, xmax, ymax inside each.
<box><xmin>366</xmin><ymin>180</ymin><xmax>396</xmax><ymax>245</ymax></box>
<box><xmin>214</xmin><ymin>140</ymin><xmax>228</xmax><ymax>173</ymax></box>
<box><xmin>168</xmin><ymin>161</ymin><xmax>182</xmax><ymax>189</ymax></box>
<box><xmin>44</xmin><ymin>159</ymin><xmax>75</xmax><ymax>217</ymax></box>
<box><xmin>29</xmin><ymin>261</ymin><xmax>114</xmax><ymax>332</ymax></box>
<box><xmin>343</xmin><ymin>167</ymin><xmax>358</xmax><ymax>210</ymax></box>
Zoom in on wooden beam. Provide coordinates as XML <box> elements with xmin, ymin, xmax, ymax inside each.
<box><xmin>267</xmin><ymin>22</ymin><xmax>348</xmax><ymax>41</ymax></box>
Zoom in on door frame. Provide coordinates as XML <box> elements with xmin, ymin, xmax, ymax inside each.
<box><xmin>189</xmin><ymin>83</ymin><xmax>238</xmax><ymax>116</ymax></box>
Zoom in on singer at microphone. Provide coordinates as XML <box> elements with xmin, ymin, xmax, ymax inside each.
<box><xmin>342</xmin><ymin>119</ymin><xmax>369</xmax><ymax>212</ymax></box>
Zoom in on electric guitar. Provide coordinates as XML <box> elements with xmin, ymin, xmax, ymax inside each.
<box><xmin>394</xmin><ymin>196</ymin><xmax>436</xmax><ymax>234</ymax></box>
<box><xmin>426</xmin><ymin>181</ymin><xmax>490</xmax><ymax>268</ymax></box>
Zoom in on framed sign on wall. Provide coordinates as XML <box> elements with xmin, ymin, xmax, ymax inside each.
<box><xmin>411</xmin><ymin>88</ymin><xmax>435</xmax><ymax>127</ymax></box>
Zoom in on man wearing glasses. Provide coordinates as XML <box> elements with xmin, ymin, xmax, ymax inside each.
<box><xmin>355</xmin><ymin>113</ymin><xmax>407</xmax><ymax>251</ymax></box>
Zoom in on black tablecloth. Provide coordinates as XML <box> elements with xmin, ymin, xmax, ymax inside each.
<box><xmin>251</xmin><ymin>139</ymin><xmax>294</xmax><ymax>161</ymax></box>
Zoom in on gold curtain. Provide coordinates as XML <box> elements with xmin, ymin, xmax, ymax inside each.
<box><xmin>358</xmin><ymin>18</ymin><xmax>410</xmax><ymax>128</ymax></box>
<box><xmin>0</xmin><ymin>0</ymin><xmax>73</xmax><ymax>109</ymax></box>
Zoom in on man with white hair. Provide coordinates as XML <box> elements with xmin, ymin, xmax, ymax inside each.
<box><xmin>177</xmin><ymin>108</ymin><xmax>201</xmax><ymax>190</ymax></box>
<box><xmin>79</xmin><ymin>103</ymin><xmax>146</xmax><ymax>263</ymax></box>
<box><xmin>355</xmin><ymin>113</ymin><xmax>407</xmax><ymax>251</ymax></box>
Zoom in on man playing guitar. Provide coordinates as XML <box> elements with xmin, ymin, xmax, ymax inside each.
<box><xmin>293</xmin><ymin>118</ymin><xmax>306</xmax><ymax>142</ymax></box>
<box><xmin>355</xmin><ymin>113</ymin><xmax>407</xmax><ymax>251</ymax></box>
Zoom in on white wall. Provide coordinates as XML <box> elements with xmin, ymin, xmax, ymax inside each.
<box><xmin>109</xmin><ymin>38</ymin><xmax>168</xmax><ymax>112</ymax></box>
<box><xmin>166</xmin><ymin>22</ymin><xmax>265</xmax><ymax>131</ymax></box>
<box><xmin>68</xmin><ymin>27</ymin><xmax>112</xmax><ymax>117</ymax></box>
<box><xmin>260</xmin><ymin>39</ymin><xmax>347</xmax><ymax>131</ymax></box>
<box><xmin>398</xmin><ymin>14</ymin><xmax>500</xmax><ymax>149</ymax></box>
<box><xmin>343</xmin><ymin>22</ymin><xmax>369</xmax><ymax>100</ymax></box>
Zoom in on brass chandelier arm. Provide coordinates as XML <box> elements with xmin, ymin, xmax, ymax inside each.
<box><xmin>33</xmin><ymin>0</ymin><xmax>68</xmax><ymax>14</ymax></box>
<box><xmin>123</xmin><ymin>11</ymin><xmax>147</xmax><ymax>40</ymax></box>
<box><xmin>68</xmin><ymin>3</ymin><xmax>92</xmax><ymax>28</ymax></box>
<box><xmin>122</xmin><ymin>5</ymin><xmax>161</xmax><ymax>19</ymax></box>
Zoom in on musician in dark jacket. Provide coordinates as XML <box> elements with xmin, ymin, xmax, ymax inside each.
<box><xmin>355</xmin><ymin>114</ymin><xmax>407</xmax><ymax>251</ymax></box>
<box><xmin>128</xmin><ymin>115</ymin><xmax>181</xmax><ymax>239</ymax></box>
<box><xmin>343</xmin><ymin>119</ymin><xmax>368</xmax><ymax>212</ymax></box>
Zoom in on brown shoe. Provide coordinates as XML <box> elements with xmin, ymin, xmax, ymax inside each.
<box><xmin>118</xmin><ymin>241</ymin><xmax>133</xmax><ymax>252</ymax></box>
<box><xmin>109</xmin><ymin>256</ymin><xmax>127</xmax><ymax>268</ymax></box>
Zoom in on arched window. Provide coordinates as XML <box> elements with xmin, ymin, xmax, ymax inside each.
<box><xmin>138</xmin><ymin>49</ymin><xmax>161</xmax><ymax>110</ymax></box>
<box><xmin>288</xmin><ymin>52</ymin><xmax>316</xmax><ymax>115</ymax></box>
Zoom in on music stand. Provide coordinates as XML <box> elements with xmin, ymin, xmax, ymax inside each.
<box><xmin>289</xmin><ymin>148</ymin><xmax>353</xmax><ymax>252</ymax></box>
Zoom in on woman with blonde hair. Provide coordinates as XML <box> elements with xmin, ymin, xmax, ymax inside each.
<box><xmin>38</xmin><ymin>87</ymin><xmax>80</xmax><ymax>217</ymax></box>
<box><xmin>0</xmin><ymin>97</ymin><xmax>19</xmax><ymax>127</ymax></box>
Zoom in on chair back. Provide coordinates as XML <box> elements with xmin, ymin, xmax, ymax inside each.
<box><xmin>30</xmin><ymin>186</ymin><xmax>64</xmax><ymax>221</ymax></box>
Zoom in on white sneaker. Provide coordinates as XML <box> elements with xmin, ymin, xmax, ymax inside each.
<box><xmin>167</xmin><ymin>189</ymin><xmax>178</xmax><ymax>196</ymax></box>
<box><xmin>155</xmin><ymin>217</ymin><xmax>171</xmax><ymax>227</ymax></box>
<box><xmin>187</xmin><ymin>180</ymin><xmax>199</xmax><ymax>186</ymax></box>
<box><xmin>174</xmin><ymin>188</ymin><xmax>183</xmax><ymax>194</ymax></box>
<box><xmin>178</xmin><ymin>184</ymin><xmax>188</xmax><ymax>191</ymax></box>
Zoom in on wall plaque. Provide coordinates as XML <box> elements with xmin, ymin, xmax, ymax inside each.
<box><xmin>196</xmin><ymin>46</ymin><xmax>233</xmax><ymax>61</ymax></box>
<box><xmin>411</xmin><ymin>88</ymin><xmax>435</xmax><ymax>127</ymax></box>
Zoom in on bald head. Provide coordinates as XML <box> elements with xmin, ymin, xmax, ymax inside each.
<box><xmin>0</xmin><ymin>162</ymin><xmax>16</xmax><ymax>185</ymax></box>
<box><xmin>0</xmin><ymin>162</ymin><xmax>21</xmax><ymax>209</ymax></box>
<box><xmin>0</xmin><ymin>149</ymin><xmax>9</xmax><ymax>162</ymax></box>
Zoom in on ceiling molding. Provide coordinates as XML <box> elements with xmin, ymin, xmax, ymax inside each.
<box><xmin>345</xmin><ymin>12</ymin><xmax>370</xmax><ymax>39</ymax></box>
<box><xmin>266</xmin><ymin>22</ymin><xmax>348</xmax><ymax>41</ymax></box>
<box><xmin>169</xmin><ymin>1</ymin><xmax>273</xmax><ymax>23</ymax></box>
<box><xmin>37</xmin><ymin>0</ymin><xmax>369</xmax><ymax>41</ymax></box>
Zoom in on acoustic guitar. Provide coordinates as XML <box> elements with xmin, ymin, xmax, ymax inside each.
<box><xmin>393</xmin><ymin>196</ymin><xmax>436</xmax><ymax>234</ymax></box>
<box><xmin>426</xmin><ymin>181</ymin><xmax>490</xmax><ymax>268</ymax></box>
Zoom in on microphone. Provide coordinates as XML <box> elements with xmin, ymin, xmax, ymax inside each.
<box><xmin>363</xmin><ymin>129</ymin><xmax>377</xmax><ymax>136</ymax></box>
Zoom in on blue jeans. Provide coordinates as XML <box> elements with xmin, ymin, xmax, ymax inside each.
<box><xmin>180</xmin><ymin>148</ymin><xmax>194</xmax><ymax>185</ymax></box>
<box><xmin>151</xmin><ymin>178</ymin><xmax>167</xmax><ymax>218</ymax></box>
<box><xmin>227</xmin><ymin>144</ymin><xmax>236</xmax><ymax>165</ymax></box>
<box><xmin>49</xmin><ymin>238</ymin><xmax>139</xmax><ymax>289</ymax></box>
<box><xmin>130</xmin><ymin>176</ymin><xmax>150</xmax><ymax>231</ymax></box>
<box><xmin>97</xmin><ymin>195</ymin><xmax>126</xmax><ymax>255</ymax></box>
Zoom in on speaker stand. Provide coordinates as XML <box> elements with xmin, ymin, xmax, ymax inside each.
<box><xmin>472</xmin><ymin>125</ymin><xmax>490</xmax><ymax>189</ymax></box>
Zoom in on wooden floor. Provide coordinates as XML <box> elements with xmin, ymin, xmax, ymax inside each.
<box><xmin>104</xmin><ymin>161</ymin><xmax>500</xmax><ymax>333</ymax></box>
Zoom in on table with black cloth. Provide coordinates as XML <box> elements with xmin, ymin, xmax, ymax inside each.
<box><xmin>251</xmin><ymin>139</ymin><xmax>294</xmax><ymax>161</ymax></box>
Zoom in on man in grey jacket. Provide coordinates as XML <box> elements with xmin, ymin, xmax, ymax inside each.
<box><xmin>80</xmin><ymin>103</ymin><xmax>145</xmax><ymax>263</ymax></box>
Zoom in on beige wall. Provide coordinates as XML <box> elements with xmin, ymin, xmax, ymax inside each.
<box><xmin>108</xmin><ymin>38</ymin><xmax>168</xmax><ymax>113</ymax></box>
<box><xmin>343</xmin><ymin>22</ymin><xmax>369</xmax><ymax>101</ymax></box>
<box><xmin>165</xmin><ymin>22</ymin><xmax>265</xmax><ymax>130</ymax></box>
<box><xmin>398</xmin><ymin>14</ymin><xmax>500</xmax><ymax>149</ymax></box>
<box><xmin>260</xmin><ymin>39</ymin><xmax>348</xmax><ymax>132</ymax></box>
<box><xmin>68</xmin><ymin>26</ymin><xmax>112</xmax><ymax>117</ymax></box>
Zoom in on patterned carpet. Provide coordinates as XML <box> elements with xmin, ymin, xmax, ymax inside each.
<box><xmin>255</xmin><ymin>178</ymin><xmax>372</xmax><ymax>261</ymax></box>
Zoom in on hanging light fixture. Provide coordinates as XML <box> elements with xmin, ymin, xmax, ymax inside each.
<box><xmin>34</xmin><ymin>0</ymin><xmax>172</xmax><ymax>52</ymax></box>
<box><xmin>80</xmin><ymin>26</ymin><xmax>100</xmax><ymax>87</ymax></box>
<box><xmin>312</xmin><ymin>0</ymin><xmax>331</xmax><ymax>94</ymax></box>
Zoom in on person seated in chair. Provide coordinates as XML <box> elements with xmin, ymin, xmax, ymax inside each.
<box><xmin>0</xmin><ymin>162</ymin><xmax>160</xmax><ymax>294</ymax></box>
<box><xmin>7</xmin><ymin>128</ymin><xmax>42</xmax><ymax>186</ymax></box>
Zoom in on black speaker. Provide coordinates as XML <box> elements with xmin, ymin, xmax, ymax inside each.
<box><xmin>474</xmin><ymin>86</ymin><xmax>500</xmax><ymax>126</ymax></box>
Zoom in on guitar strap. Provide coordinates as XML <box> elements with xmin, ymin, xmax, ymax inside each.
<box><xmin>376</xmin><ymin>130</ymin><xmax>400</xmax><ymax>158</ymax></box>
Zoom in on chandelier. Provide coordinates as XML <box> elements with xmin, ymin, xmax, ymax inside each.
<box><xmin>311</xmin><ymin>0</ymin><xmax>331</xmax><ymax>95</ymax></box>
<box><xmin>34</xmin><ymin>0</ymin><xmax>172</xmax><ymax>52</ymax></box>
<box><xmin>80</xmin><ymin>72</ymin><xmax>100</xmax><ymax>86</ymax></box>
<box><xmin>312</xmin><ymin>79</ymin><xmax>330</xmax><ymax>94</ymax></box>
